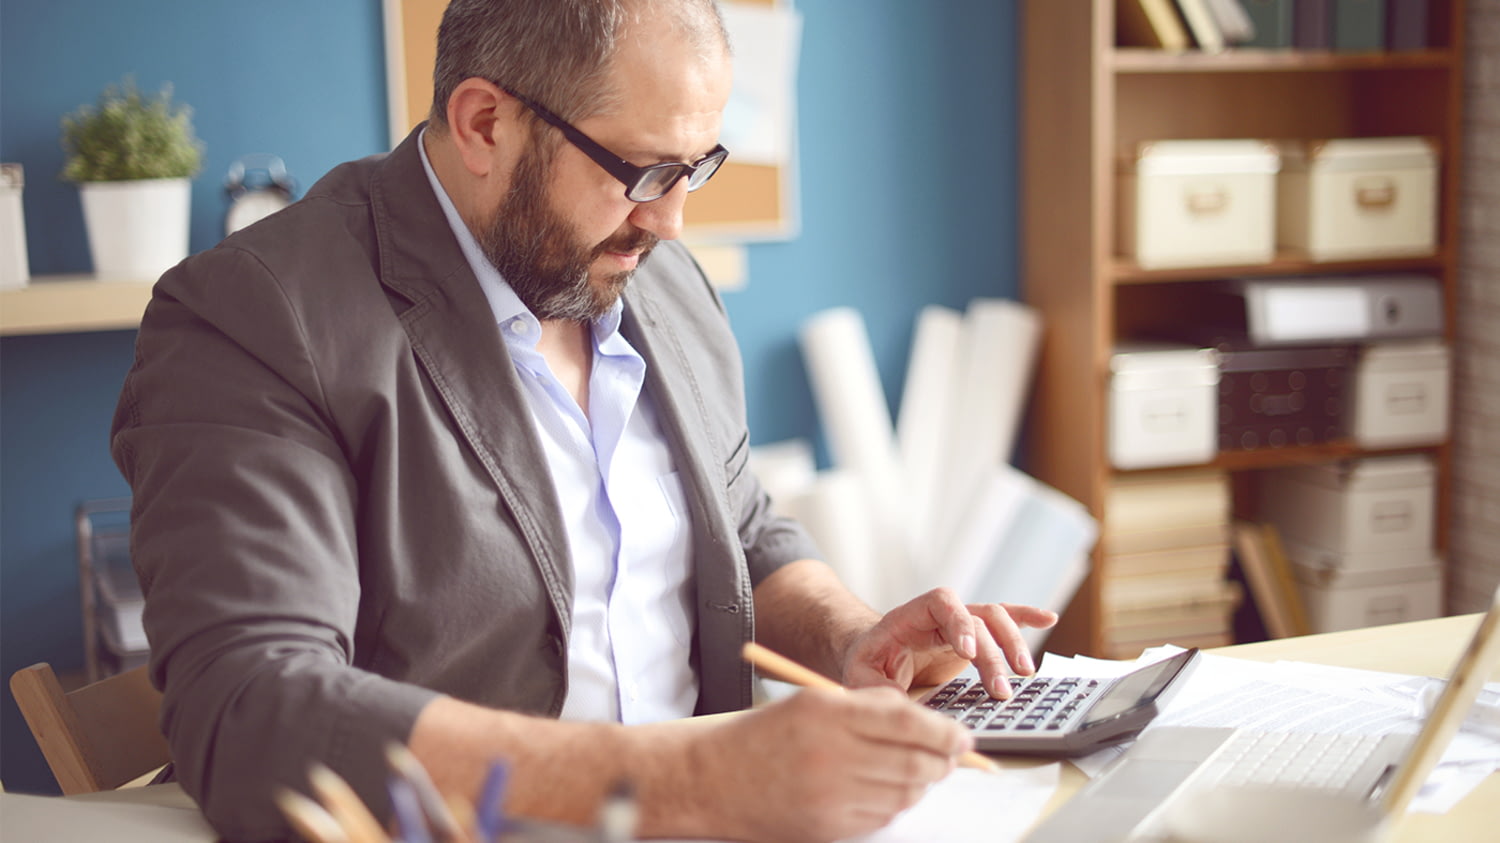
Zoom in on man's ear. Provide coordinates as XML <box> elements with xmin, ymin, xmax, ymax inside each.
<box><xmin>445</xmin><ymin>78</ymin><xmax>522</xmax><ymax>177</ymax></box>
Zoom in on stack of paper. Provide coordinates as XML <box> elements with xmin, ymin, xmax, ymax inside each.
<box><xmin>1098</xmin><ymin>469</ymin><xmax>1239</xmax><ymax>658</ymax></box>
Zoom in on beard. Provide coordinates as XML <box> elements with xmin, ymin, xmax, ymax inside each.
<box><xmin>477</xmin><ymin>144</ymin><xmax>658</xmax><ymax>322</ymax></box>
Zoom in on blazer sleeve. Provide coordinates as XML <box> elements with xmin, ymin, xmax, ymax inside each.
<box><xmin>111</xmin><ymin>246</ymin><xmax>436</xmax><ymax>841</ymax></box>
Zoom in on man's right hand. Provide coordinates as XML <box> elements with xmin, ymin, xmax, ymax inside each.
<box><xmin>682</xmin><ymin>686</ymin><xmax>973</xmax><ymax>842</ymax></box>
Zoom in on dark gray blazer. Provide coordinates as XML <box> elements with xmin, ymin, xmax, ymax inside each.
<box><xmin>111</xmin><ymin>127</ymin><xmax>818</xmax><ymax>841</ymax></box>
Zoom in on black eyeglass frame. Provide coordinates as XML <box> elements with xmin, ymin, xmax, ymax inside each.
<box><xmin>504</xmin><ymin>87</ymin><xmax>728</xmax><ymax>203</ymax></box>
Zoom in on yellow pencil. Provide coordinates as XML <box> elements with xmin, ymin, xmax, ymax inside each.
<box><xmin>740</xmin><ymin>641</ymin><xmax>999</xmax><ymax>773</ymax></box>
<box><xmin>308</xmin><ymin>762</ymin><xmax>392</xmax><ymax>843</ymax></box>
<box><xmin>275</xmin><ymin>787</ymin><xmax>352</xmax><ymax>843</ymax></box>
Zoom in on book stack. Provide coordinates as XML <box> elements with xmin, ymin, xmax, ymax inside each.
<box><xmin>1098</xmin><ymin>468</ymin><xmax>1240</xmax><ymax>658</ymax></box>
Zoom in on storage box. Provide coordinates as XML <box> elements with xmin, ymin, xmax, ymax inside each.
<box><xmin>1277</xmin><ymin>137</ymin><xmax>1438</xmax><ymax>262</ymax></box>
<box><xmin>1216</xmin><ymin>342</ymin><xmax>1352</xmax><ymax>451</ymax></box>
<box><xmin>1119</xmin><ymin>140</ymin><xmax>1280</xmax><ymax>269</ymax></box>
<box><xmin>1291</xmin><ymin>554</ymin><xmax>1441</xmax><ymax>633</ymax></box>
<box><xmin>1350</xmin><ymin>340</ymin><xmax>1450</xmax><ymax>448</ymax></box>
<box><xmin>1259</xmin><ymin>455</ymin><xmax>1436</xmax><ymax>555</ymax></box>
<box><xmin>0</xmin><ymin>163</ymin><xmax>29</xmax><ymax>290</ymax></box>
<box><xmin>1109</xmin><ymin>342</ymin><xmax>1221</xmax><ymax>469</ymax></box>
<box><xmin>1282</xmin><ymin>535</ymin><xmax>1430</xmax><ymax>577</ymax></box>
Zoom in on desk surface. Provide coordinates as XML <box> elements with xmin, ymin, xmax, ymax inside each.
<box><xmin>3</xmin><ymin>615</ymin><xmax>1491</xmax><ymax>842</ymax></box>
<box><xmin>1021</xmin><ymin>613</ymin><xmax>1493</xmax><ymax>843</ymax></box>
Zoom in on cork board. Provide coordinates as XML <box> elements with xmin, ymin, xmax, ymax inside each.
<box><xmin>383</xmin><ymin>0</ymin><xmax>797</xmax><ymax>241</ymax></box>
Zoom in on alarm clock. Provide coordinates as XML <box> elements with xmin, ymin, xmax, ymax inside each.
<box><xmin>224</xmin><ymin>154</ymin><xmax>297</xmax><ymax>235</ymax></box>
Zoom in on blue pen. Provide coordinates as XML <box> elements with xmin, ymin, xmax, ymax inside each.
<box><xmin>475</xmin><ymin>758</ymin><xmax>511</xmax><ymax>843</ymax></box>
<box><xmin>389</xmin><ymin>774</ymin><xmax>433</xmax><ymax>843</ymax></box>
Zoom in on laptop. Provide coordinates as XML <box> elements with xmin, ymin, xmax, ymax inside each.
<box><xmin>916</xmin><ymin>647</ymin><xmax>1200</xmax><ymax>755</ymax></box>
<box><xmin>1020</xmin><ymin>585</ymin><xmax>1500</xmax><ymax>842</ymax></box>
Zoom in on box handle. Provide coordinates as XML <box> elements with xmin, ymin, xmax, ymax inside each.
<box><xmin>1384</xmin><ymin>383</ymin><xmax>1427</xmax><ymax>415</ymax></box>
<box><xmin>1355</xmin><ymin>178</ymin><xmax>1397</xmax><ymax>210</ymax></box>
<box><xmin>1184</xmin><ymin>185</ymin><xmax>1228</xmax><ymax>216</ymax></box>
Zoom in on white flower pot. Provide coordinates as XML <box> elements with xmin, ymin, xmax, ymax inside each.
<box><xmin>79</xmin><ymin>178</ymin><xmax>191</xmax><ymax>281</ymax></box>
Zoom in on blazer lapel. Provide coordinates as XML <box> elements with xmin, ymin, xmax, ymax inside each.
<box><xmin>366</xmin><ymin>127</ymin><xmax>575</xmax><ymax>630</ymax></box>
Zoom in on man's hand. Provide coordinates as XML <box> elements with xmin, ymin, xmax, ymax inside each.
<box><xmin>840</xmin><ymin>588</ymin><xmax>1058</xmax><ymax>699</ymax></box>
<box><xmin>695</xmin><ymin>685</ymin><xmax>973</xmax><ymax>843</ymax></box>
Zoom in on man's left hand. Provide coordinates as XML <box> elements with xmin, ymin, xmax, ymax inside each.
<box><xmin>840</xmin><ymin>589</ymin><xmax>1058</xmax><ymax>700</ymax></box>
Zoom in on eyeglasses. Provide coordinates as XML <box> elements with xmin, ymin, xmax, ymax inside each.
<box><xmin>504</xmin><ymin>88</ymin><xmax>728</xmax><ymax>203</ymax></box>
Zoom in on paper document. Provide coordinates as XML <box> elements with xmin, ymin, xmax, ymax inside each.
<box><xmin>1032</xmin><ymin>647</ymin><xmax>1500</xmax><ymax>813</ymax></box>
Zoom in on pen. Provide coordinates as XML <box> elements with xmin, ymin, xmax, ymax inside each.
<box><xmin>308</xmin><ymin>762</ymin><xmax>393</xmax><ymax>843</ymax></box>
<box><xmin>475</xmin><ymin>758</ymin><xmax>510</xmax><ymax>843</ymax></box>
<box><xmin>388</xmin><ymin>774</ymin><xmax>434</xmax><ymax>843</ymax></box>
<box><xmin>740</xmin><ymin>641</ymin><xmax>999</xmax><ymax>773</ymax></box>
<box><xmin>385</xmin><ymin>741</ymin><xmax>466</xmax><ymax>842</ymax></box>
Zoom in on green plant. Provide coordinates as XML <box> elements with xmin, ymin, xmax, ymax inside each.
<box><xmin>60</xmin><ymin>77</ymin><xmax>203</xmax><ymax>182</ymax></box>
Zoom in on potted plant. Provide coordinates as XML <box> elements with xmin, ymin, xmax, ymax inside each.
<box><xmin>60</xmin><ymin>77</ymin><xmax>203</xmax><ymax>280</ymax></box>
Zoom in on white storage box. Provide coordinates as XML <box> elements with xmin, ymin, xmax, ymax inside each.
<box><xmin>1109</xmin><ymin>342</ymin><xmax>1221</xmax><ymax>469</ymax></box>
<box><xmin>1291</xmin><ymin>554</ymin><xmax>1442</xmax><ymax>633</ymax></box>
<box><xmin>1118</xmin><ymin>140</ymin><xmax>1280</xmax><ymax>269</ymax></box>
<box><xmin>1282</xmin><ymin>535</ymin><xmax>1431</xmax><ymax>577</ymax></box>
<box><xmin>0</xmin><ymin>163</ymin><xmax>29</xmax><ymax>289</ymax></box>
<box><xmin>1277</xmin><ymin>137</ymin><xmax>1438</xmax><ymax>262</ymax></box>
<box><xmin>1350</xmin><ymin>340</ymin><xmax>1450</xmax><ymax>448</ymax></box>
<box><xmin>1259</xmin><ymin>455</ymin><xmax>1435</xmax><ymax>554</ymax></box>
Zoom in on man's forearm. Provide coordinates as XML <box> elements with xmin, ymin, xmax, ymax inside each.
<box><xmin>751</xmin><ymin>558</ymin><xmax>882</xmax><ymax>681</ymax></box>
<box><xmin>407</xmin><ymin>695</ymin><xmax>726</xmax><ymax>837</ymax></box>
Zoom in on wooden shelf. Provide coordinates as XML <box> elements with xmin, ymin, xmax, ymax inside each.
<box><xmin>1112</xmin><ymin>48</ymin><xmax>1457</xmax><ymax>74</ymax></box>
<box><xmin>0</xmin><ymin>275</ymin><xmax>154</xmax><ymax>336</ymax></box>
<box><xmin>1113</xmin><ymin>440</ymin><xmax>1441</xmax><ymax>475</ymax></box>
<box><xmin>1022</xmin><ymin>0</ymin><xmax>1465</xmax><ymax>658</ymax></box>
<box><xmin>1111</xmin><ymin>252</ymin><xmax>1448</xmax><ymax>285</ymax></box>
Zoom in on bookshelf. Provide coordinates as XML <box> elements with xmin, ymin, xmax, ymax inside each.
<box><xmin>1020</xmin><ymin>1</ymin><xmax>1465</xmax><ymax>656</ymax></box>
<box><xmin>0</xmin><ymin>275</ymin><xmax>154</xmax><ymax>336</ymax></box>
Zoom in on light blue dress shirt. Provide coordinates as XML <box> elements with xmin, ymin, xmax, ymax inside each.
<box><xmin>418</xmin><ymin>132</ymin><xmax>698</xmax><ymax>724</ymax></box>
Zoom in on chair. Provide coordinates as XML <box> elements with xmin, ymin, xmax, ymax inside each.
<box><xmin>9</xmin><ymin>662</ymin><xmax>170</xmax><ymax>794</ymax></box>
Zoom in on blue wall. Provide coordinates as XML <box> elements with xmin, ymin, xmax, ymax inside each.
<box><xmin>0</xmin><ymin>0</ymin><xmax>1018</xmax><ymax>793</ymax></box>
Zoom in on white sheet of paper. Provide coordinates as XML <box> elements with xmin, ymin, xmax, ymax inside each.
<box><xmin>839</xmin><ymin>763</ymin><xmax>1060</xmax><ymax>843</ymax></box>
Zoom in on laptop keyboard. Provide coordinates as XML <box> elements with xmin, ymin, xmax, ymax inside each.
<box><xmin>923</xmin><ymin>675</ymin><xmax>1107</xmax><ymax>733</ymax></box>
<box><xmin>1193</xmin><ymin>730</ymin><xmax>1387</xmax><ymax>795</ymax></box>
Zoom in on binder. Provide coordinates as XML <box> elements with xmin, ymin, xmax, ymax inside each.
<box><xmin>1333</xmin><ymin>0</ymin><xmax>1387</xmax><ymax>50</ymax></box>
<box><xmin>1205</xmin><ymin>0</ymin><xmax>1256</xmax><ymax>44</ymax></box>
<box><xmin>1174</xmin><ymin>0</ymin><xmax>1227</xmax><ymax>50</ymax></box>
<box><xmin>1293</xmin><ymin>0</ymin><xmax>1333</xmax><ymax>48</ymax></box>
<box><xmin>1118</xmin><ymin>0</ymin><xmax>1191</xmax><ymax>50</ymax></box>
<box><xmin>1386</xmin><ymin>0</ymin><xmax>1429</xmax><ymax>50</ymax></box>
<box><xmin>1242</xmin><ymin>0</ymin><xmax>1293</xmax><ymax>48</ymax></box>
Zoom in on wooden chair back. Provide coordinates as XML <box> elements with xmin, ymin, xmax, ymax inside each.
<box><xmin>9</xmin><ymin>662</ymin><xmax>170</xmax><ymax>794</ymax></box>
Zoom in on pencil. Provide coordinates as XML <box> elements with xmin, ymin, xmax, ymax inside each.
<box><xmin>741</xmin><ymin>641</ymin><xmax>999</xmax><ymax>773</ymax></box>
<box><xmin>308</xmin><ymin>762</ymin><xmax>392</xmax><ymax>843</ymax></box>
<box><xmin>275</xmin><ymin>787</ymin><xmax>352</xmax><ymax>843</ymax></box>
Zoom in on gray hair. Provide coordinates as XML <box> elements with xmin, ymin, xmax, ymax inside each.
<box><xmin>428</xmin><ymin>0</ymin><xmax>729</xmax><ymax>131</ymax></box>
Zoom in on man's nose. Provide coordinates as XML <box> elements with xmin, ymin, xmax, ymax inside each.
<box><xmin>626</xmin><ymin>177</ymin><xmax>690</xmax><ymax>242</ymax></box>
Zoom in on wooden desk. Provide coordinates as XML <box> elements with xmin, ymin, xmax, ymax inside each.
<box><xmin>1022</xmin><ymin>613</ymin><xmax>1493</xmax><ymax>842</ymax></box>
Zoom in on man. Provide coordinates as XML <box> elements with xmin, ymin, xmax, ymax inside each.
<box><xmin>111</xmin><ymin>1</ymin><xmax>1056</xmax><ymax>840</ymax></box>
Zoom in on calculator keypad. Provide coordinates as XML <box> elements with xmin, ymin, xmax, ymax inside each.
<box><xmin>924</xmin><ymin>676</ymin><xmax>1104</xmax><ymax>733</ymax></box>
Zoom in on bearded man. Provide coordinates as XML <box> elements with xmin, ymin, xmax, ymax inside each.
<box><xmin>111</xmin><ymin>1</ymin><xmax>1054</xmax><ymax>840</ymax></box>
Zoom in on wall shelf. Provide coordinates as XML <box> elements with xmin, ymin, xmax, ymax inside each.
<box><xmin>0</xmin><ymin>275</ymin><xmax>154</xmax><ymax>336</ymax></box>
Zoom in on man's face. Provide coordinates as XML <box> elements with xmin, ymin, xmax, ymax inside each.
<box><xmin>475</xmin><ymin>139</ymin><xmax>658</xmax><ymax>322</ymax></box>
<box><xmin>476</xmin><ymin>27</ymin><xmax>733</xmax><ymax>322</ymax></box>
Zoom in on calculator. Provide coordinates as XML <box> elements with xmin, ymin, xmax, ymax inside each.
<box><xmin>917</xmin><ymin>648</ymin><xmax>1200</xmax><ymax>756</ymax></box>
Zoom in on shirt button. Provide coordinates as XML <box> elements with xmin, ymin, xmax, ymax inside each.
<box><xmin>508</xmin><ymin>319</ymin><xmax>527</xmax><ymax>335</ymax></box>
